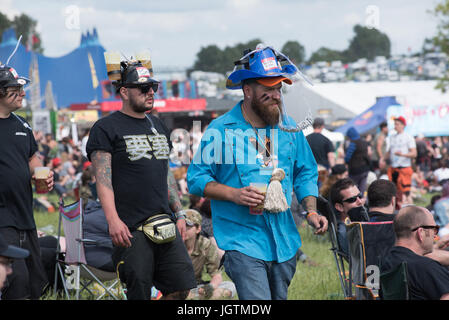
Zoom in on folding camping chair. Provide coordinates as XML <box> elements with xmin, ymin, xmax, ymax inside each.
<box><xmin>54</xmin><ymin>198</ymin><xmax>122</xmax><ymax>300</ymax></box>
<box><xmin>379</xmin><ymin>261</ymin><xmax>409</xmax><ymax>300</ymax></box>
<box><xmin>317</xmin><ymin>195</ymin><xmax>353</xmax><ymax>299</ymax></box>
<box><xmin>346</xmin><ymin>220</ymin><xmax>396</xmax><ymax>300</ymax></box>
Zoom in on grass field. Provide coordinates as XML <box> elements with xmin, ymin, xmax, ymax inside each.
<box><xmin>33</xmin><ymin>191</ymin><xmax>434</xmax><ymax>300</ymax></box>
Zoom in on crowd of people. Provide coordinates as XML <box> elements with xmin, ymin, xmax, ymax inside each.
<box><xmin>2</xmin><ymin>43</ymin><xmax>449</xmax><ymax>302</ymax></box>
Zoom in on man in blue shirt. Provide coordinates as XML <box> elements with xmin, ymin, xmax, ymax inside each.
<box><xmin>187</xmin><ymin>45</ymin><xmax>327</xmax><ymax>300</ymax></box>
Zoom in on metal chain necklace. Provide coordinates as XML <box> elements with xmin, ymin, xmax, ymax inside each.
<box><xmin>241</xmin><ymin>103</ymin><xmax>276</xmax><ymax>168</ymax></box>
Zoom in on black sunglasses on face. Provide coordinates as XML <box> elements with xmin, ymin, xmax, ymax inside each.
<box><xmin>127</xmin><ymin>83</ymin><xmax>158</xmax><ymax>94</ymax></box>
<box><xmin>411</xmin><ymin>225</ymin><xmax>440</xmax><ymax>234</ymax></box>
<box><xmin>342</xmin><ymin>193</ymin><xmax>363</xmax><ymax>204</ymax></box>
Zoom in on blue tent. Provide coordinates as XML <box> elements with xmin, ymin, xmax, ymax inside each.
<box><xmin>0</xmin><ymin>27</ymin><xmax>111</xmax><ymax>109</ymax></box>
<box><xmin>0</xmin><ymin>28</ymin><xmax>200</xmax><ymax>111</ymax></box>
<box><xmin>334</xmin><ymin>96</ymin><xmax>401</xmax><ymax>135</ymax></box>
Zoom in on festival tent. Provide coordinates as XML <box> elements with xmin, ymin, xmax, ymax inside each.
<box><xmin>0</xmin><ymin>28</ymin><xmax>206</xmax><ymax>112</ymax></box>
<box><xmin>334</xmin><ymin>96</ymin><xmax>400</xmax><ymax>135</ymax></box>
<box><xmin>0</xmin><ymin>28</ymin><xmax>107</xmax><ymax>109</ymax></box>
<box><xmin>386</xmin><ymin>103</ymin><xmax>449</xmax><ymax>137</ymax></box>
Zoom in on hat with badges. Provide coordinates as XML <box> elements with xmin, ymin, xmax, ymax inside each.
<box><xmin>118</xmin><ymin>61</ymin><xmax>159</xmax><ymax>87</ymax></box>
<box><xmin>0</xmin><ymin>65</ymin><xmax>30</xmax><ymax>89</ymax></box>
<box><xmin>104</xmin><ymin>51</ymin><xmax>159</xmax><ymax>89</ymax></box>
<box><xmin>226</xmin><ymin>44</ymin><xmax>297</xmax><ymax>90</ymax></box>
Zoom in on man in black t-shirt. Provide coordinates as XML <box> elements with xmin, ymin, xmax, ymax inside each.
<box><xmin>0</xmin><ymin>65</ymin><xmax>54</xmax><ymax>299</ymax></box>
<box><xmin>86</xmin><ymin>59</ymin><xmax>195</xmax><ymax>300</ymax></box>
<box><xmin>306</xmin><ymin>117</ymin><xmax>335</xmax><ymax>170</ymax></box>
<box><xmin>367</xmin><ymin>179</ymin><xmax>397</xmax><ymax>222</ymax></box>
<box><xmin>381</xmin><ymin>205</ymin><xmax>449</xmax><ymax>300</ymax></box>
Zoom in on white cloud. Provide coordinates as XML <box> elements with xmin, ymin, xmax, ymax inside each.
<box><xmin>343</xmin><ymin>12</ymin><xmax>362</xmax><ymax>26</ymax></box>
<box><xmin>1</xmin><ymin>0</ymin><xmax>21</xmax><ymax>19</ymax></box>
<box><xmin>4</xmin><ymin>0</ymin><xmax>440</xmax><ymax>67</ymax></box>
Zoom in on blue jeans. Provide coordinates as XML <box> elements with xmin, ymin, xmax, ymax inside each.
<box><xmin>223</xmin><ymin>250</ymin><xmax>297</xmax><ymax>300</ymax></box>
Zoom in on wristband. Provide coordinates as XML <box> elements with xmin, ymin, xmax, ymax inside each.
<box><xmin>175</xmin><ymin>210</ymin><xmax>186</xmax><ymax>220</ymax></box>
<box><xmin>306</xmin><ymin>212</ymin><xmax>318</xmax><ymax>218</ymax></box>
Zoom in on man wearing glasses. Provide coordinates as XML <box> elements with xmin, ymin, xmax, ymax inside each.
<box><xmin>87</xmin><ymin>60</ymin><xmax>195</xmax><ymax>300</ymax></box>
<box><xmin>330</xmin><ymin>178</ymin><xmax>368</xmax><ymax>255</ymax></box>
<box><xmin>381</xmin><ymin>205</ymin><xmax>449</xmax><ymax>300</ymax></box>
<box><xmin>0</xmin><ymin>65</ymin><xmax>54</xmax><ymax>299</ymax></box>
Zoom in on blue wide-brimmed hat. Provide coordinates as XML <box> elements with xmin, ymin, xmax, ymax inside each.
<box><xmin>226</xmin><ymin>46</ymin><xmax>297</xmax><ymax>90</ymax></box>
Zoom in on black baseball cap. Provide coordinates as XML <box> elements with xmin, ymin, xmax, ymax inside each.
<box><xmin>0</xmin><ymin>233</ymin><xmax>29</xmax><ymax>259</ymax></box>
<box><xmin>0</xmin><ymin>65</ymin><xmax>30</xmax><ymax>89</ymax></box>
<box><xmin>115</xmin><ymin>61</ymin><xmax>159</xmax><ymax>88</ymax></box>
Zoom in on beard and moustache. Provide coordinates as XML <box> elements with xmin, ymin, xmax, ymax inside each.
<box><xmin>128</xmin><ymin>91</ymin><xmax>153</xmax><ymax>113</ymax></box>
<box><xmin>250</xmin><ymin>94</ymin><xmax>281</xmax><ymax>126</ymax></box>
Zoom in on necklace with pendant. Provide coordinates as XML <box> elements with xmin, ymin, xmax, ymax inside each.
<box><xmin>241</xmin><ymin>104</ymin><xmax>276</xmax><ymax>168</ymax></box>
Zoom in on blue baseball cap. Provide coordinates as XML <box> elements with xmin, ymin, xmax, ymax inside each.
<box><xmin>226</xmin><ymin>45</ymin><xmax>297</xmax><ymax>90</ymax></box>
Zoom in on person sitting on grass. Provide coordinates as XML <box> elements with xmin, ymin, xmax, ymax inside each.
<box><xmin>183</xmin><ymin>209</ymin><xmax>236</xmax><ymax>300</ymax></box>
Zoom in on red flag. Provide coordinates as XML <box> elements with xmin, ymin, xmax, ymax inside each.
<box><xmin>32</xmin><ymin>34</ymin><xmax>39</xmax><ymax>45</ymax></box>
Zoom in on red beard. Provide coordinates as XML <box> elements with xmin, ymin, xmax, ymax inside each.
<box><xmin>250</xmin><ymin>95</ymin><xmax>280</xmax><ymax>126</ymax></box>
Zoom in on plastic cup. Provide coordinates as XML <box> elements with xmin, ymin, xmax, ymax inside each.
<box><xmin>35</xmin><ymin>167</ymin><xmax>50</xmax><ymax>194</ymax></box>
<box><xmin>136</xmin><ymin>51</ymin><xmax>153</xmax><ymax>77</ymax></box>
<box><xmin>104</xmin><ymin>52</ymin><xmax>121</xmax><ymax>81</ymax></box>
<box><xmin>249</xmin><ymin>182</ymin><xmax>267</xmax><ymax>215</ymax></box>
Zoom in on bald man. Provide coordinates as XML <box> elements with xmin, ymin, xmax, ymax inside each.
<box><xmin>381</xmin><ymin>205</ymin><xmax>449</xmax><ymax>300</ymax></box>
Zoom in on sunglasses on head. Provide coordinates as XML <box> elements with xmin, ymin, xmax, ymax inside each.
<box><xmin>342</xmin><ymin>193</ymin><xmax>363</xmax><ymax>204</ymax></box>
<box><xmin>126</xmin><ymin>82</ymin><xmax>158</xmax><ymax>94</ymax></box>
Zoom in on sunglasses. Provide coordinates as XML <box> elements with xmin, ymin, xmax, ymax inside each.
<box><xmin>126</xmin><ymin>83</ymin><xmax>158</xmax><ymax>94</ymax></box>
<box><xmin>342</xmin><ymin>193</ymin><xmax>363</xmax><ymax>204</ymax></box>
<box><xmin>411</xmin><ymin>225</ymin><xmax>440</xmax><ymax>234</ymax></box>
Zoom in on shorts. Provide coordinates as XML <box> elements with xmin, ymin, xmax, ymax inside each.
<box><xmin>112</xmin><ymin>228</ymin><xmax>196</xmax><ymax>300</ymax></box>
<box><xmin>0</xmin><ymin>227</ymin><xmax>48</xmax><ymax>299</ymax></box>
<box><xmin>388</xmin><ymin>166</ymin><xmax>413</xmax><ymax>195</ymax></box>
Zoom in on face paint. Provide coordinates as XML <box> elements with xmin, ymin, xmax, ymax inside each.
<box><xmin>260</xmin><ymin>93</ymin><xmax>269</xmax><ymax>102</ymax></box>
<box><xmin>7</xmin><ymin>92</ymin><xmax>18</xmax><ymax>100</ymax></box>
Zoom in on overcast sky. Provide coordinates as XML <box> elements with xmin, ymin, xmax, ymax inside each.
<box><xmin>2</xmin><ymin>0</ymin><xmax>441</xmax><ymax>68</ymax></box>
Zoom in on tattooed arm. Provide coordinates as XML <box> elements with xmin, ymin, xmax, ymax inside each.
<box><xmin>302</xmin><ymin>195</ymin><xmax>328</xmax><ymax>235</ymax></box>
<box><xmin>91</xmin><ymin>150</ymin><xmax>132</xmax><ymax>247</ymax></box>
<box><xmin>167</xmin><ymin>166</ymin><xmax>187</xmax><ymax>239</ymax></box>
<box><xmin>167</xmin><ymin>168</ymin><xmax>183</xmax><ymax>214</ymax></box>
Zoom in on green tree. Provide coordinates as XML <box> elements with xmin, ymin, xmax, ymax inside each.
<box><xmin>192</xmin><ymin>45</ymin><xmax>226</xmax><ymax>73</ymax></box>
<box><xmin>281</xmin><ymin>40</ymin><xmax>305</xmax><ymax>65</ymax></box>
<box><xmin>308</xmin><ymin>47</ymin><xmax>344</xmax><ymax>64</ymax></box>
<box><xmin>191</xmin><ymin>38</ymin><xmax>263</xmax><ymax>74</ymax></box>
<box><xmin>0</xmin><ymin>11</ymin><xmax>43</xmax><ymax>53</ymax></box>
<box><xmin>345</xmin><ymin>24</ymin><xmax>390</xmax><ymax>62</ymax></box>
<box><xmin>0</xmin><ymin>12</ymin><xmax>10</xmax><ymax>35</ymax></box>
<box><xmin>432</xmin><ymin>0</ymin><xmax>449</xmax><ymax>92</ymax></box>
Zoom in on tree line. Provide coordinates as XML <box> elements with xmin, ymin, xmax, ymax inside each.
<box><xmin>0</xmin><ymin>11</ymin><xmax>43</xmax><ymax>54</ymax></box>
<box><xmin>190</xmin><ymin>24</ymin><xmax>391</xmax><ymax>75</ymax></box>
